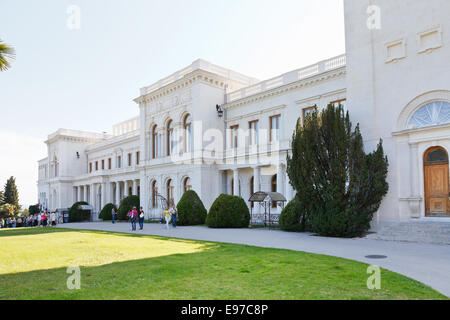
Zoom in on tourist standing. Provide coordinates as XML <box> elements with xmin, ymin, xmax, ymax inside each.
<box><xmin>37</xmin><ymin>213</ymin><xmax>42</xmax><ymax>227</ymax></box>
<box><xmin>128</xmin><ymin>208</ymin><xmax>137</xmax><ymax>231</ymax></box>
<box><xmin>170</xmin><ymin>205</ymin><xmax>178</xmax><ymax>228</ymax></box>
<box><xmin>111</xmin><ymin>207</ymin><xmax>116</xmax><ymax>224</ymax></box>
<box><xmin>164</xmin><ymin>206</ymin><xmax>171</xmax><ymax>229</ymax></box>
<box><xmin>0</xmin><ymin>218</ymin><xmax>4</xmax><ymax>228</ymax></box>
<box><xmin>51</xmin><ymin>212</ymin><xmax>56</xmax><ymax>226</ymax></box>
<box><xmin>138</xmin><ymin>207</ymin><xmax>145</xmax><ymax>230</ymax></box>
<box><xmin>12</xmin><ymin>217</ymin><xmax>16</xmax><ymax>228</ymax></box>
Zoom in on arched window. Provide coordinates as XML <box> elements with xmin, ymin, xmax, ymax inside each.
<box><xmin>425</xmin><ymin>147</ymin><xmax>448</xmax><ymax>164</ymax></box>
<box><xmin>167</xmin><ymin>179</ymin><xmax>174</xmax><ymax>206</ymax></box>
<box><xmin>184</xmin><ymin>114</ymin><xmax>192</xmax><ymax>153</ymax></box>
<box><xmin>271</xmin><ymin>175</ymin><xmax>277</xmax><ymax>208</ymax></box>
<box><xmin>183</xmin><ymin>177</ymin><xmax>192</xmax><ymax>192</ymax></box>
<box><xmin>152</xmin><ymin>125</ymin><xmax>158</xmax><ymax>159</ymax></box>
<box><xmin>408</xmin><ymin>101</ymin><xmax>450</xmax><ymax>129</ymax></box>
<box><xmin>152</xmin><ymin>181</ymin><xmax>158</xmax><ymax>208</ymax></box>
<box><xmin>167</xmin><ymin>119</ymin><xmax>173</xmax><ymax>156</ymax></box>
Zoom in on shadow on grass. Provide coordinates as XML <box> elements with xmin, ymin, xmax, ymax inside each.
<box><xmin>0</xmin><ymin>227</ymin><xmax>73</xmax><ymax>238</ymax></box>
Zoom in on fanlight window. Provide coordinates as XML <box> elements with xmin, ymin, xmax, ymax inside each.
<box><xmin>425</xmin><ymin>148</ymin><xmax>448</xmax><ymax>164</ymax></box>
<box><xmin>408</xmin><ymin>101</ymin><xmax>450</xmax><ymax>129</ymax></box>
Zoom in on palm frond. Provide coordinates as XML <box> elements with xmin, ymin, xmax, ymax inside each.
<box><xmin>0</xmin><ymin>39</ymin><xmax>16</xmax><ymax>71</ymax></box>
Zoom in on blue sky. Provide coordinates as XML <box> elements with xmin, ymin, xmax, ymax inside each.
<box><xmin>0</xmin><ymin>0</ymin><xmax>345</xmax><ymax>207</ymax></box>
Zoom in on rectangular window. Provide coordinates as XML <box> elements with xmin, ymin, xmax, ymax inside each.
<box><xmin>269</xmin><ymin>115</ymin><xmax>281</xmax><ymax>142</ymax></box>
<box><xmin>89</xmin><ymin>162</ymin><xmax>92</xmax><ymax>173</ymax></box>
<box><xmin>117</xmin><ymin>156</ymin><xmax>121</xmax><ymax>168</ymax></box>
<box><xmin>330</xmin><ymin>99</ymin><xmax>346</xmax><ymax>109</ymax></box>
<box><xmin>101</xmin><ymin>159</ymin><xmax>105</xmax><ymax>170</ymax></box>
<box><xmin>230</xmin><ymin>125</ymin><xmax>239</xmax><ymax>149</ymax></box>
<box><xmin>302</xmin><ymin>106</ymin><xmax>316</xmax><ymax>123</ymax></box>
<box><xmin>136</xmin><ymin>151</ymin><xmax>140</xmax><ymax>165</ymax></box>
<box><xmin>128</xmin><ymin>153</ymin><xmax>132</xmax><ymax>167</ymax></box>
<box><xmin>249</xmin><ymin>120</ymin><xmax>259</xmax><ymax>145</ymax></box>
<box><xmin>108</xmin><ymin>158</ymin><xmax>112</xmax><ymax>170</ymax></box>
<box><xmin>95</xmin><ymin>161</ymin><xmax>98</xmax><ymax>171</ymax></box>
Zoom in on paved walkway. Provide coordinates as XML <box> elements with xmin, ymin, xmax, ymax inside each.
<box><xmin>59</xmin><ymin>222</ymin><xmax>450</xmax><ymax>297</ymax></box>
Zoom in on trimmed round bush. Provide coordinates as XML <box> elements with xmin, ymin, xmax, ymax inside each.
<box><xmin>279</xmin><ymin>197</ymin><xmax>308</xmax><ymax>232</ymax></box>
<box><xmin>69</xmin><ymin>201</ymin><xmax>90</xmax><ymax>222</ymax></box>
<box><xmin>176</xmin><ymin>190</ymin><xmax>207</xmax><ymax>226</ymax></box>
<box><xmin>206</xmin><ymin>194</ymin><xmax>250</xmax><ymax>228</ymax></box>
<box><xmin>99</xmin><ymin>203</ymin><xmax>117</xmax><ymax>221</ymax></box>
<box><xmin>117</xmin><ymin>196</ymin><xmax>140</xmax><ymax>220</ymax></box>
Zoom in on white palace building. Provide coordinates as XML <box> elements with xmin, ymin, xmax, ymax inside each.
<box><xmin>37</xmin><ymin>0</ymin><xmax>450</xmax><ymax>227</ymax></box>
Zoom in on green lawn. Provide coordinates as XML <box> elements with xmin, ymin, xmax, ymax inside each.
<box><xmin>0</xmin><ymin>227</ymin><xmax>446</xmax><ymax>300</ymax></box>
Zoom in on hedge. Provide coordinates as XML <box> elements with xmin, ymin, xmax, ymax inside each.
<box><xmin>69</xmin><ymin>201</ymin><xmax>91</xmax><ymax>222</ymax></box>
<box><xmin>279</xmin><ymin>197</ymin><xmax>308</xmax><ymax>232</ymax></box>
<box><xmin>117</xmin><ymin>196</ymin><xmax>140</xmax><ymax>220</ymax></box>
<box><xmin>176</xmin><ymin>190</ymin><xmax>207</xmax><ymax>226</ymax></box>
<box><xmin>206</xmin><ymin>194</ymin><xmax>250</xmax><ymax>228</ymax></box>
<box><xmin>99</xmin><ymin>203</ymin><xmax>118</xmax><ymax>221</ymax></box>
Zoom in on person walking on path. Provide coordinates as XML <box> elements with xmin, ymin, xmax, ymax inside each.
<box><xmin>164</xmin><ymin>206</ymin><xmax>171</xmax><ymax>230</ymax></box>
<box><xmin>111</xmin><ymin>207</ymin><xmax>116</xmax><ymax>224</ymax></box>
<box><xmin>170</xmin><ymin>204</ymin><xmax>178</xmax><ymax>228</ymax></box>
<box><xmin>50</xmin><ymin>212</ymin><xmax>56</xmax><ymax>226</ymax></box>
<box><xmin>128</xmin><ymin>207</ymin><xmax>138</xmax><ymax>231</ymax></box>
<box><xmin>138</xmin><ymin>207</ymin><xmax>145</xmax><ymax>230</ymax></box>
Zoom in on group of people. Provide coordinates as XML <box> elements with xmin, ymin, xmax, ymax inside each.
<box><xmin>163</xmin><ymin>204</ymin><xmax>178</xmax><ymax>229</ymax></box>
<box><xmin>126</xmin><ymin>207</ymin><xmax>146</xmax><ymax>231</ymax></box>
<box><xmin>0</xmin><ymin>212</ymin><xmax>61</xmax><ymax>229</ymax></box>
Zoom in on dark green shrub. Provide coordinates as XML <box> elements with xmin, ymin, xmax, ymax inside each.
<box><xmin>176</xmin><ymin>190</ymin><xmax>207</xmax><ymax>226</ymax></box>
<box><xmin>279</xmin><ymin>197</ymin><xmax>309</xmax><ymax>232</ymax></box>
<box><xmin>69</xmin><ymin>201</ymin><xmax>91</xmax><ymax>222</ymax></box>
<box><xmin>206</xmin><ymin>194</ymin><xmax>250</xmax><ymax>228</ymax></box>
<box><xmin>28</xmin><ymin>205</ymin><xmax>40</xmax><ymax>215</ymax></box>
<box><xmin>117</xmin><ymin>196</ymin><xmax>140</xmax><ymax>220</ymax></box>
<box><xmin>99</xmin><ymin>203</ymin><xmax>117</xmax><ymax>221</ymax></box>
<box><xmin>287</xmin><ymin>104</ymin><xmax>389</xmax><ymax>238</ymax></box>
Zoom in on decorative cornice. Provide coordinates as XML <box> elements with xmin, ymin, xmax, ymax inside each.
<box><xmin>224</xmin><ymin>67</ymin><xmax>346</xmax><ymax>110</ymax></box>
<box><xmin>134</xmin><ymin>69</ymin><xmax>230</xmax><ymax>105</ymax></box>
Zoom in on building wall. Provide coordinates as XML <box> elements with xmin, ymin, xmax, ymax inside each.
<box><xmin>344</xmin><ymin>0</ymin><xmax>450</xmax><ymax>225</ymax></box>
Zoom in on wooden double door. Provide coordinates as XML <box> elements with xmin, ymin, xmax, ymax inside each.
<box><xmin>424</xmin><ymin>147</ymin><xmax>450</xmax><ymax>217</ymax></box>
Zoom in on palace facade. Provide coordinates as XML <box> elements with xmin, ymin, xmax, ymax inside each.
<box><xmin>37</xmin><ymin>0</ymin><xmax>450</xmax><ymax>227</ymax></box>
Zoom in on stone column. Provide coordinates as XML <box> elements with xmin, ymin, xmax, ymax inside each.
<box><xmin>132</xmin><ymin>179</ymin><xmax>138</xmax><ymax>196</ymax></box>
<box><xmin>253</xmin><ymin>166</ymin><xmax>261</xmax><ymax>193</ymax></box>
<box><xmin>90</xmin><ymin>184</ymin><xmax>95</xmax><ymax>207</ymax></box>
<box><xmin>115</xmin><ymin>182</ymin><xmax>120</xmax><ymax>207</ymax></box>
<box><xmin>101</xmin><ymin>183</ymin><xmax>106</xmax><ymax>209</ymax></box>
<box><xmin>233</xmin><ymin>169</ymin><xmax>239</xmax><ymax>196</ymax></box>
<box><xmin>409</xmin><ymin>143</ymin><xmax>421</xmax><ymax>218</ymax></box>
<box><xmin>277</xmin><ymin>164</ymin><xmax>284</xmax><ymax>196</ymax></box>
<box><xmin>83</xmin><ymin>185</ymin><xmax>88</xmax><ymax>203</ymax></box>
<box><xmin>77</xmin><ymin>186</ymin><xmax>82</xmax><ymax>203</ymax></box>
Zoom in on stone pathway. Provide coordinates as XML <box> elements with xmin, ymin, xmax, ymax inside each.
<box><xmin>58</xmin><ymin>222</ymin><xmax>450</xmax><ymax>298</ymax></box>
<box><xmin>365</xmin><ymin>220</ymin><xmax>450</xmax><ymax>245</ymax></box>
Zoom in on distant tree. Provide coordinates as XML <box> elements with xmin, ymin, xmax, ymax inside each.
<box><xmin>0</xmin><ymin>39</ymin><xmax>15</xmax><ymax>71</ymax></box>
<box><xmin>4</xmin><ymin>177</ymin><xmax>19</xmax><ymax>208</ymax></box>
<box><xmin>29</xmin><ymin>205</ymin><xmax>40</xmax><ymax>215</ymax></box>
<box><xmin>0</xmin><ymin>190</ymin><xmax>4</xmax><ymax>205</ymax></box>
<box><xmin>0</xmin><ymin>203</ymin><xmax>17</xmax><ymax>217</ymax></box>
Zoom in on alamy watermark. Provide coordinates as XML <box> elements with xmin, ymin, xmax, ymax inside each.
<box><xmin>367</xmin><ymin>265</ymin><xmax>381</xmax><ymax>290</ymax></box>
<box><xmin>66</xmin><ymin>5</ymin><xmax>81</xmax><ymax>30</ymax></box>
<box><xmin>66</xmin><ymin>266</ymin><xmax>81</xmax><ymax>290</ymax></box>
<box><xmin>367</xmin><ymin>5</ymin><xmax>381</xmax><ymax>30</ymax></box>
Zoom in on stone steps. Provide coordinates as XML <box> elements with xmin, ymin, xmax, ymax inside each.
<box><xmin>365</xmin><ymin>221</ymin><xmax>450</xmax><ymax>245</ymax></box>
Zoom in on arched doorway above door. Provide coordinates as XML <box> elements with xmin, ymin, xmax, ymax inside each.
<box><xmin>424</xmin><ymin>147</ymin><xmax>450</xmax><ymax>217</ymax></box>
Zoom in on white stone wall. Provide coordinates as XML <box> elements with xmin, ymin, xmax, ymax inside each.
<box><xmin>344</xmin><ymin>0</ymin><xmax>450</xmax><ymax>226</ymax></box>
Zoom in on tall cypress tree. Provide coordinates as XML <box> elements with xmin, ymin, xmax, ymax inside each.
<box><xmin>4</xmin><ymin>176</ymin><xmax>19</xmax><ymax>207</ymax></box>
<box><xmin>0</xmin><ymin>190</ymin><xmax>4</xmax><ymax>205</ymax></box>
<box><xmin>287</xmin><ymin>104</ymin><xmax>389</xmax><ymax>238</ymax></box>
